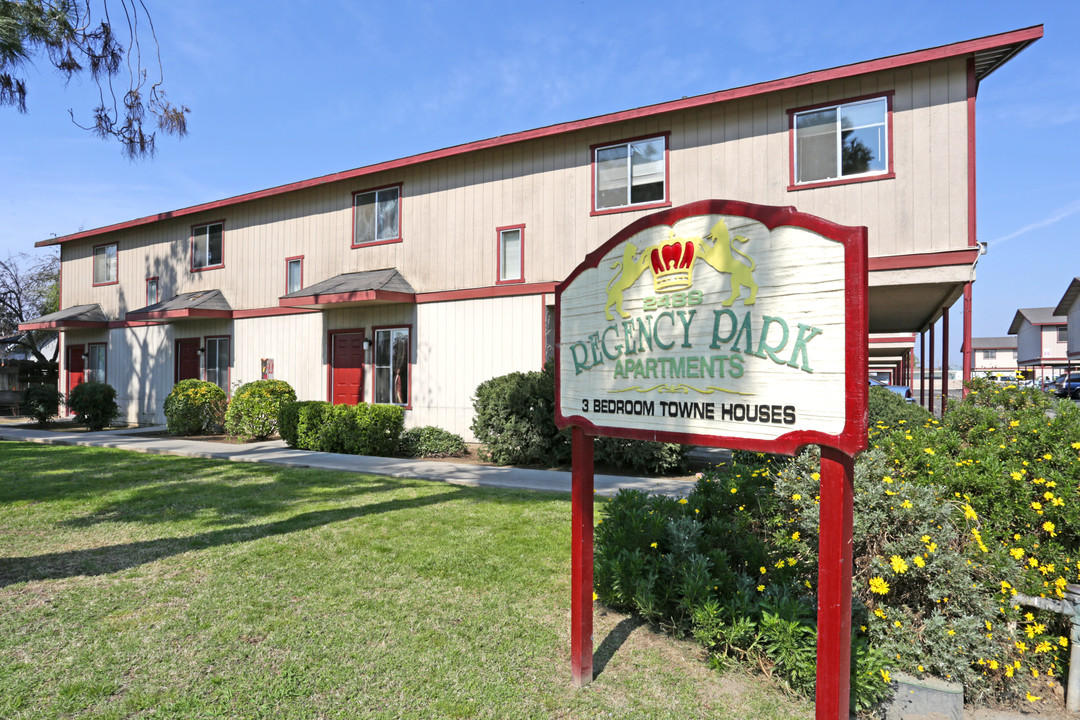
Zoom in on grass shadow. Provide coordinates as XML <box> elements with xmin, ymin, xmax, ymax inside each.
<box><xmin>592</xmin><ymin>615</ymin><xmax>646</xmax><ymax>679</ymax></box>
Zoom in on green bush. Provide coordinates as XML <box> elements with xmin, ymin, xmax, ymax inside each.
<box><xmin>868</xmin><ymin>384</ymin><xmax>930</xmax><ymax>428</ymax></box>
<box><xmin>23</xmin><ymin>384</ymin><xmax>61</xmax><ymax>426</ymax></box>
<box><xmin>279</xmin><ymin>401</ymin><xmax>404</xmax><ymax>457</ymax></box>
<box><xmin>163</xmin><ymin>379</ymin><xmax>227</xmax><ymax>435</ymax></box>
<box><xmin>471</xmin><ymin>363</ymin><xmax>685</xmax><ymax>472</ymax></box>
<box><xmin>224</xmin><ymin>380</ymin><xmax>296</xmax><ymax>440</ymax></box>
<box><xmin>595</xmin><ymin>436</ymin><xmax>687</xmax><ymax>475</ymax></box>
<box><xmin>399</xmin><ymin>426</ymin><xmax>467</xmax><ymax>458</ymax></box>
<box><xmin>471</xmin><ymin>363</ymin><xmax>568</xmax><ymax>466</ymax></box>
<box><xmin>66</xmin><ymin>381</ymin><xmax>120</xmax><ymax>431</ymax></box>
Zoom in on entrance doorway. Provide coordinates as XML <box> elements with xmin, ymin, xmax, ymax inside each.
<box><xmin>66</xmin><ymin>344</ymin><xmax>85</xmax><ymax>397</ymax></box>
<box><xmin>176</xmin><ymin>339</ymin><xmax>201</xmax><ymax>382</ymax></box>
<box><xmin>330</xmin><ymin>331</ymin><xmax>365</xmax><ymax>404</ymax></box>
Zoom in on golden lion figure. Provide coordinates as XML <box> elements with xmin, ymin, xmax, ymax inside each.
<box><xmin>694</xmin><ymin>220</ymin><xmax>758</xmax><ymax>307</ymax></box>
<box><xmin>604</xmin><ymin>241</ymin><xmax>652</xmax><ymax>320</ymax></box>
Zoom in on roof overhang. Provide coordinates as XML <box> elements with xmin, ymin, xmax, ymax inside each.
<box><xmin>1054</xmin><ymin>278</ymin><xmax>1080</xmax><ymax>317</ymax></box>
<box><xmin>867</xmin><ymin>249</ymin><xmax>978</xmax><ymax>334</ymax></box>
<box><xmin>126</xmin><ymin>289</ymin><xmax>232</xmax><ymax>323</ymax></box>
<box><xmin>18</xmin><ymin>304</ymin><xmax>108</xmax><ymax>331</ymax></box>
<box><xmin>34</xmin><ymin>26</ymin><xmax>1042</xmax><ymax>249</ymax></box>
<box><xmin>279</xmin><ymin>269</ymin><xmax>416</xmax><ymax>309</ymax></box>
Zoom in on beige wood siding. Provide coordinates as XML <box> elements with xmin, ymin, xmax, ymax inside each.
<box><xmin>60</xmin><ymin>57</ymin><xmax>972</xmax><ymax>322</ymax></box>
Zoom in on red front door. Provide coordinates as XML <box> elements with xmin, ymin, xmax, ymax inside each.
<box><xmin>176</xmin><ymin>339</ymin><xmax>201</xmax><ymax>382</ymax></box>
<box><xmin>331</xmin><ymin>332</ymin><xmax>365</xmax><ymax>405</ymax></box>
<box><xmin>66</xmin><ymin>345</ymin><xmax>85</xmax><ymax>399</ymax></box>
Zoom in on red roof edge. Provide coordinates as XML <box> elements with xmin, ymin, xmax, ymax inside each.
<box><xmin>37</xmin><ymin>25</ymin><xmax>1043</xmax><ymax>249</ymax></box>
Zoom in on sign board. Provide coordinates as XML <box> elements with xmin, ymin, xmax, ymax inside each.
<box><xmin>556</xmin><ymin>199</ymin><xmax>868</xmax><ymax>457</ymax></box>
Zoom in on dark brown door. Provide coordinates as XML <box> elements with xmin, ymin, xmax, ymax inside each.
<box><xmin>331</xmin><ymin>332</ymin><xmax>365</xmax><ymax>405</ymax></box>
<box><xmin>176</xmin><ymin>339</ymin><xmax>201</xmax><ymax>382</ymax></box>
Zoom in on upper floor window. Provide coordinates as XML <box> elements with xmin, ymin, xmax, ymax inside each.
<box><xmin>93</xmin><ymin>243</ymin><xmax>117</xmax><ymax>285</ymax></box>
<box><xmin>793</xmin><ymin>97</ymin><xmax>889</xmax><ymax>186</ymax></box>
<box><xmin>983</xmin><ymin>349</ymin><xmax>996</xmax><ymax>360</ymax></box>
<box><xmin>146</xmin><ymin>277</ymin><xmax>160</xmax><ymax>306</ymax></box>
<box><xmin>353</xmin><ymin>185</ymin><xmax>401</xmax><ymax>247</ymax></box>
<box><xmin>1057</xmin><ymin>325</ymin><xmax>1068</xmax><ymax>342</ymax></box>
<box><xmin>497</xmin><ymin>225</ymin><xmax>524</xmax><ymax>284</ymax></box>
<box><xmin>593</xmin><ymin>135</ymin><xmax>667</xmax><ymax>212</ymax></box>
<box><xmin>191</xmin><ymin>222</ymin><xmax>224</xmax><ymax>271</ymax></box>
<box><xmin>286</xmin><ymin>256</ymin><xmax>303</xmax><ymax>294</ymax></box>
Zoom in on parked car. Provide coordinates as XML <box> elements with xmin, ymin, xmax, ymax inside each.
<box><xmin>1052</xmin><ymin>373</ymin><xmax>1080</xmax><ymax>399</ymax></box>
<box><xmin>870</xmin><ymin>378</ymin><xmax>914</xmax><ymax>402</ymax></box>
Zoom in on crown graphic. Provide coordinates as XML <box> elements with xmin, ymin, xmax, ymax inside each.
<box><xmin>649</xmin><ymin>235</ymin><xmax>696</xmax><ymax>293</ymax></box>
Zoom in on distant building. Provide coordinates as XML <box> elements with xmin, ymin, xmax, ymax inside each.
<box><xmin>969</xmin><ymin>336</ymin><xmax>1018</xmax><ymax>379</ymax></box>
<box><xmin>1053</xmin><ymin>277</ymin><xmax>1080</xmax><ymax>366</ymax></box>
<box><xmin>1007</xmin><ymin>308</ymin><xmax>1069</xmax><ymax>381</ymax></box>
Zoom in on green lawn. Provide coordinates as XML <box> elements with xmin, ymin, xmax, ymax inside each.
<box><xmin>0</xmin><ymin>442</ymin><xmax>811</xmax><ymax>719</ymax></box>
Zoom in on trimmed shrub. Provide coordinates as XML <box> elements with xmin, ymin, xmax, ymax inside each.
<box><xmin>399</xmin><ymin>425</ymin><xmax>467</xmax><ymax>458</ymax></box>
<box><xmin>66</xmin><ymin>381</ymin><xmax>120</xmax><ymax>430</ymax></box>
<box><xmin>471</xmin><ymin>362</ymin><xmax>685</xmax><ymax>472</ymax></box>
<box><xmin>279</xmin><ymin>400</ymin><xmax>404</xmax><ymax>457</ymax></box>
<box><xmin>163</xmin><ymin>379</ymin><xmax>227</xmax><ymax>435</ymax></box>
<box><xmin>595</xmin><ymin>436</ymin><xmax>686</xmax><ymax>475</ymax></box>
<box><xmin>224</xmin><ymin>380</ymin><xmax>296</xmax><ymax>440</ymax></box>
<box><xmin>23</xmin><ymin>384</ymin><xmax>62</xmax><ymax>426</ymax></box>
<box><xmin>868</xmin><ymin>384</ymin><xmax>930</xmax><ymax>428</ymax></box>
<box><xmin>471</xmin><ymin>364</ymin><xmax>568</xmax><ymax>466</ymax></box>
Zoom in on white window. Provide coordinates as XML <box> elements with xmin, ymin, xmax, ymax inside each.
<box><xmin>86</xmin><ymin>344</ymin><xmax>107</xmax><ymax>384</ymax></box>
<box><xmin>205</xmin><ymin>337</ymin><xmax>230</xmax><ymax>392</ymax></box>
<box><xmin>594</xmin><ymin>136</ymin><xmax>666</xmax><ymax>211</ymax></box>
<box><xmin>794</xmin><ymin>98</ymin><xmax>888</xmax><ymax>184</ymax></box>
<box><xmin>192</xmin><ymin>222</ymin><xmax>223</xmax><ymax>270</ymax></box>
<box><xmin>93</xmin><ymin>244</ymin><xmax>117</xmax><ymax>284</ymax></box>
<box><xmin>353</xmin><ymin>186</ymin><xmax>400</xmax><ymax>246</ymax></box>
<box><xmin>983</xmin><ymin>349</ymin><xmax>996</xmax><ymax>360</ymax></box>
<box><xmin>146</xmin><ymin>277</ymin><xmax>160</xmax><ymax>305</ymax></box>
<box><xmin>498</xmin><ymin>226</ymin><xmax>523</xmax><ymax>283</ymax></box>
<box><xmin>286</xmin><ymin>257</ymin><xmax>303</xmax><ymax>294</ymax></box>
<box><xmin>374</xmin><ymin>327</ymin><xmax>409</xmax><ymax>405</ymax></box>
<box><xmin>1057</xmin><ymin>326</ymin><xmax>1068</xmax><ymax>343</ymax></box>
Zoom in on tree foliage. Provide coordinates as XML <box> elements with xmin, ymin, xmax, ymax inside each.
<box><xmin>0</xmin><ymin>251</ymin><xmax>59</xmax><ymax>363</ymax></box>
<box><xmin>0</xmin><ymin>0</ymin><xmax>189</xmax><ymax>157</ymax></box>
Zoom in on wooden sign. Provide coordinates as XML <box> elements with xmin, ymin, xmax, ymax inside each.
<box><xmin>556</xmin><ymin>199</ymin><xmax>867</xmax><ymax>456</ymax></box>
<box><xmin>556</xmin><ymin>199</ymin><xmax>868</xmax><ymax>720</ymax></box>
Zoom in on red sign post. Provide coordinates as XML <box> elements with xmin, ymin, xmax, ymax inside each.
<box><xmin>555</xmin><ymin>200</ymin><xmax>867</xmax><ymax>718</ymax></box>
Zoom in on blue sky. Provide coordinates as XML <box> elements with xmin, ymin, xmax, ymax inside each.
<box><xmin>1</xmin><ymin>0</ymin><xmax>1077</xmax><ymax>349</ymax></box>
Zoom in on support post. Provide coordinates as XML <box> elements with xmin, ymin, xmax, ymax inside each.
<box><xmin>930</xmin><ymin>321</ymin><xmax>937</xmax><ymax>415</ymax></box>
<box><xmin>942</xmin><ymin>306</ymin><xmax>950</xmax><ymax>415</ymax></box>
<box><xmin>962</xmin><ymin>283</ymin><xmax>973</xmax><ymax>396</ymax></box>
<box><xmin>571</xmin><ymin>426</ymin><xmax>595</xmax><ymax>687</ymax></box>
<box><xmin>816</xmin><ymin>446</ymin><xmax>855</xmax><ymax>720</ymax></box>
<box><xmin>919</xmin><ymin>332</ymin><xmax>926</xmax><ymax>407</ymax></box>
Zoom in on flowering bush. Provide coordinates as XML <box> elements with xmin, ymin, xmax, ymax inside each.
<box><xmin>163</xmin><ymin>379</ymin><xmax>227</xmax><ymax>435</ymax></box>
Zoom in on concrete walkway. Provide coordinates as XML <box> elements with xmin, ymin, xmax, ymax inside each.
<box><xmin>0</xmin><ymin>424</ymin><xmax>702</xmax><ymax>497</ymax></box>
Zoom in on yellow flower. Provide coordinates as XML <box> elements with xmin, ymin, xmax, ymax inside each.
<box><xmin>791</xmin><ymin>531</ymin><xmax>801</xmax><ymax>541</ymax></box>
<box><xmin>921</xmin><ymin>535</ymin><xmax>931</xmax><ymax>543</ymax></box>
<box><xmin>678</xmin><ymin>498</ymin><xmax>688</xmax><ymax>504</ymax></box>
<box><xmin>924</xmin><ymin>448</ymin><xmax>935</xmax><ymax>455</ymax></box>
<box><xmin>880</xmin><ymin>669</ymin><xmax>891</xmax><ymax>683</ymax></box>
<box><xmin>811</xmin><ymin>472</ymin><xmax>820</xmax><ymax>481</ymax></box>
<box><xmin>1044</xmin><ymin>521</ymin><xmax>1057</xmax><ymax>536</ymax></box>
<box><xmin>890</xmin><ymin>556</ymin><xmax>909</xmax><ymax>574</ymax></box>
<box><xmin>869</xmin><ymin>577</ymin><xmax>890</xmax><ymax>595</ymax></box>
<box><xmin>791</xmin><ymin>493</ymin><xmax>801</xmax><ymax>501</ymax></box>
<box><xmin>882</xmin><ymin>476</ymin><xmax>893</xmax><ymax>484</ymax></box>
<box><xmin>650</xmin><ymin>542</ymin><xmax>658</xmax><ymax>548</ymax></box>
<box><xmin>730</xmin><ymin>488</ymin><xmax>737</xmax><ymax>494</ymax></box>
<box><xmin>947</xmin><ymin>629</ymin><xmax>956</xmax><ymax>636</ymax></box>
<box><xmin>913</xmin><ymin>556</ymin><xmax>925</xmax><ymax>568</ymax></box>
<box><xmin>759</xmin><ymin>566</ymin><xmax>767</xmax><ymax>575</ymax></box>
<box><xmin>592</xmin><ymin>591</ymin><xmax>598</xmax><ymax>601</ymax></box>
<box><xmin>756</xmin><ymin>584</ymin><xmax>765</xmax><ymax>592</ymax></box>
<box><xmin>1010</xmin><ymin>548</ymin><xmax>1025</xmax><ymax>559</ymax></box>
<box><xmin>893</xmin><ymin>620</ymin><xmax>902</xmax><ymax>628</ymax></box>
<box><xmin>1031</xmin><ymin>502</ymin><xmax>1043</xmax><ymax>511</ymax></box>
<box><xmin>963</xmin><ymin>504</ymin><xmax>978</xmax><ymax>521</ymax></box>
<box><xmin>1027</xmin><ymin>693</ymin><xmax>1041</xmax><ymax>702</ymax></box>
<box><xmin>874</xmin><ymin>608</ymin><xmax>886</xmax><ymax>619</ymax></box>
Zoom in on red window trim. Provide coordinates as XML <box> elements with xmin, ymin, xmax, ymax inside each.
<box><xmin>351</xmin><ymin>182</ymin><xmax>403</xmax><ymax>249</ymax></box>
<box><xmin>327</xmin><ymin>328</ymin><xmax>366</xmax><ymax>404</ymax></box>
<box><xmin>495</xmin><ymin>224</ymin><xmax>526</xmax><ymax>285</ymax></box>
<box><xmin>203</xmin><ymin>334</ymin><xmax>232</xmax><ymax>395</ymax></box>
<box><xmin>92</xmin><ymin>242</ymin><xmax>119</xmax><ymax>287</ymax></box>
<box><xmin>146</xmin><ymin>276</ymin><xmax>160</xmax><ymax>305</ymax></box>
<box><xmin>371</xmin><ymin>324</ymin><xmax>412</xmax><ymax>410</ymax></box>
<box><xmin>589</xmin><ymin>132</ymin><xmax>672</xmax><ymax>217</ymax></box>
<box><xmin>190</xmin><ymin>220</ymin><xmax>226</xmax><ymax>273</ymax></box>
<box><xmin>285</xmin><ymin>255</ymin><xmax>304</xmax><ymax>294</ymax></box>
<box><xmin>786</xmin><ymin>92</ymin><xmax>895</xmax><ymax>192</ymax></box>
<box><xmin>86</xmin><ymin>342</ymin><xmax>108</xmax><ymax>384</ymax></box>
